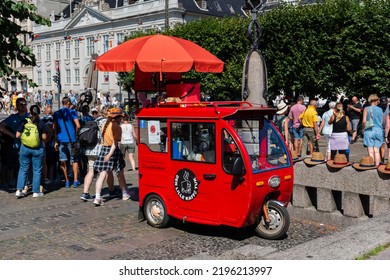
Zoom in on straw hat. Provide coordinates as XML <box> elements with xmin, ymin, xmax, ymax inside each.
<box><xmin>378</xmin><ymin>161</ymin><xmax>390</xmax><ymax>174</ymax></box>
<box><xmin>276</xmin><ymin>100</ymin><xmax>289</xmax><ymax>115</ymax></box>
<box><xmin>278</xmin><ymin>151</ymin><xmax>303</xmax><ymax>164</ymax></box>
<box><xmin>326</xmin><ymin>154</ymin><xmax>351</xmax><ymax>169</ymax></box>
<box><xmin>352</xmin><ymin>156</ymin><xmax>377</xmax><ymax>171</ymax></box>
<box><xmin>303</xmin><ymin>151</ymin><xmax>326</xmax><ymax>166</ymax></box>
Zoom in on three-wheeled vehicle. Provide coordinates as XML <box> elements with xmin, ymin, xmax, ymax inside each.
<box><xmin>137</xmin><ymin>101</ymin><xmax>294</xmax><ymax>239</ymax></box>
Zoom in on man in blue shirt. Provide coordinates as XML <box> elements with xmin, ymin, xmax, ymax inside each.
<box><xmin>53</xmin><ymin>97</ymin><xmax>81</xmax><ymax>188</ymax></box>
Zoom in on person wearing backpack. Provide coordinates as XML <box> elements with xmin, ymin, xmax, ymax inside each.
<box><xmin>15</xmin><ymin>105</ymin><xmax>47</xmax><ymax>198</ymax></box>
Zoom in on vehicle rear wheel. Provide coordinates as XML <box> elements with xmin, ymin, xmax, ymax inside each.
<box><xmin>255</xmin><ymin>201</ymin><xmax>290</xmax><ymax>240</ymax></box>
<box><xmin>144</xmin><ymin>194</ymin><xmax>170</xmax><ymax>228</ymax></box>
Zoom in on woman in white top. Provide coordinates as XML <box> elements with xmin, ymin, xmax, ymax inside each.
<box><xmin>120</xmin><ymin>114</ymin><xmax>138</xmax><ymax>171</ymax></box>
<box><xmin>319</xmin><ymin>101</ymin><xmax>336</xmax><ymax>160</ymax></box>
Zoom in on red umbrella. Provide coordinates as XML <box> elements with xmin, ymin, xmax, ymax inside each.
<box><xmin>95</xmin><ymin>34</ymin><xmax>224</xmax><ymax>74</ymax></box>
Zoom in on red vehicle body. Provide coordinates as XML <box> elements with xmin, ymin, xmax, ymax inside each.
<box><xmin>137</xmin><ymin>101</ymin><xmax>294</xmax><ymax>239</ymax></box>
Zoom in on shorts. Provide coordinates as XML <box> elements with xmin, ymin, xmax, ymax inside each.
<box><xmin>292</xmin><ymin>127</ymin><xmax>304</xmax><ymax>140</ymax></box>
<box><xmin>350</xmin><ymin>119</ymin><xmax>360</xmax><ymax>131</ymax></box>
<box><xmin>59</xmin><ymin>142</ymin><xmax>78</xmax><ymax>164</ymax></box>
<box><xmin>120</xmin><ymin>143</ymin><xmax>136</xmax><ymax>154</ymax></box>
<box><xmin>93</xmin><ymin>146</ymin><xmax>125</xmax><ymax>175</ymax></box>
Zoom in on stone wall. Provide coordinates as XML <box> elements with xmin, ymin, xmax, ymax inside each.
<box><xmin>292</xmin><ymin>162</ymin><xmax>390</xmax><ymax>218</ymax></box>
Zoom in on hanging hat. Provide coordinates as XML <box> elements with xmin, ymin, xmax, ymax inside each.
<box><xmin>303</xmin><ymin>151</ymin><xmax>326</xmax><ymax>166</ymax></box>
<box><xmin>377</xmin><ymin>161</ymin><xmax>390</xmax><ymax>175</ymax></box>
<box><xmin>108</xmin><ymin>108</ymin><xmax>124</xmax><ymax>118</ymax></box>
<box><xmin>276</xmin><ymin>100</ymin><xmax>289</xmax><ymax>115</ymax></box>
<box><xmin>352</xmin><ymin>156</ymin><xmax>377</xmax><ymax>171</ymax></box>
<box><xmin>326</xmin><ymin>154</ymin><xmax>351</xmax><ymax>169</ymax></box>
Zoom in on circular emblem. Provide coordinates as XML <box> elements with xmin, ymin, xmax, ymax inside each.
<box><xmin>150</xmin><ymin>125</ymin><xmax>156</xmax><ymax>134</ymax></box>
<box><xmin>174</xmin><ymin>169</ymin><xmax>199</xmax><ymax>201</ymax></box>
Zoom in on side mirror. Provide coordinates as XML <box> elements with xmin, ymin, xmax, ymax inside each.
<box><xmin>231</xmin><ymin>157</ymin><xmax>245</xmax><ymax>176</ymax></box>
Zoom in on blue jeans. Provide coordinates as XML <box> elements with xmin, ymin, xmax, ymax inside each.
<box><xmin>17</xmin><ymin>144</ymin><xmax>45</xmax><ymax>193</ymax></box>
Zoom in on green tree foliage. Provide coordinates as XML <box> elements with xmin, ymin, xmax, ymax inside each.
<box><xmin>0</xmin><ymin>0</ymin><xmax>51</xmax><ymax>88</ymax></box>
<box><xmin>116</xmin><ymin>0</ymin><xmax>390</xmax><ymax>101</ymax></box>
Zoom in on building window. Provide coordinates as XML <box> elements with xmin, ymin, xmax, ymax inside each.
<box><xmin>37</xmin><ymin>45</ymin><xmax>42</xmax><ymax>62</ymax></box>
<box><xmin>74</xmin><ymin>40</ymin><xmax>80</xmax><ymax>58</ymax></box>
<box><xmin>37</xmin><ymin>70</ymin><xmax>42</xmax><ymax>85</ymax></box>
<box><xmin>46</xmin><ymin>70</ymin><xmax>51</xmax><ymax>85</ymax></box>
<box><xmin>55</xmin><ymin>42</ymin><xmax>61</xmax><ymax>60</ymax></box>
<box><xmin>103</xmin><ymin>35</ymin><xmax>109</xmax><ymax>52</ymax></box>
<box><xmin>65</xmin><ymin>41</ymin><xmax>71</xmax><ymax>59</ymax></box>
<box><xmin>74</xmin><ymin>68</ymin><xmax>80</xmax><ymax>84</ymax></box>
<box><xmin>87</xmin><ymin>37</ymin><xmax>95</xmax><ymax>56</ymax></box>
<box><xmin>139</xmin><ymin>119</ymin><xmax>168</xmax><ymax>153</ymax></box>
<box><xmin>66</xmin><ymin>69</ymin><xmax>71</xmax><ymax>84</ymax></box>
<box><xmin>116</xmin><ymin>33</ymin><xmax>124</xmax><ymax>44</ymax></box>
<box><xmin>45</xmin><ymin>43</ymin><xmax>51</xmax><ymax>61</ymax></box>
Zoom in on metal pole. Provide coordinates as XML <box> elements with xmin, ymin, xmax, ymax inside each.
<box><xmin>165</xmin><ymin>0</ymin><xmax>169</xmax><ymax>30</ymax></box>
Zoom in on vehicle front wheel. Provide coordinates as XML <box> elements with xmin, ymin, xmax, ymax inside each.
<box><xmin>255</xmin><ymin>201</ymin><xmax>290</xmax><ymax>240</ymax></box>
<box><xmin>144</xmin><ymin>194</ymin><xmax>170</xmax><ymax>228</ymax></box>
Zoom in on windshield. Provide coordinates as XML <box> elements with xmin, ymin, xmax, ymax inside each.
<box><xmin>228</xmin><ymin>118</ymin><xmax>291</xmax><ymax>173</ymax></box>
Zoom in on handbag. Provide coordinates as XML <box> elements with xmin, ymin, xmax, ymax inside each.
<box><xmin>365</xmin><ymin>107</ymin><xmax>374</xmax><ymax>130</ymax></box>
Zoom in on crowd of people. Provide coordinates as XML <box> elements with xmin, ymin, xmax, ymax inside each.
<box><xmin>0</xmin><ymin>89</ymin><xmax>137</xmax><ymax>206</ymax></box>
<box><xmin>273</xmin><ymin>94</ymin><xmax>390</xmax><ymax>166</ymax></box>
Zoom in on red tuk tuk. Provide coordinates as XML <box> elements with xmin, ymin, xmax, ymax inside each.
<box><xmin>137</xmin><ymin>101</ymin><xmax>294</xmax><ymax>239</ymax></box>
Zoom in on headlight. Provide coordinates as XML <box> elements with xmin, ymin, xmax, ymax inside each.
<box><xmin>268</xmin><ymin>176</ymin><xmax>281</xmax><ymax>188</ymax></box>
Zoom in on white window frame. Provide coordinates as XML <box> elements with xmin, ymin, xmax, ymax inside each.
<box><xmin>65</xmin><ymin>41</ymin><xmax>71</xmax><ymax>59</ymax></box>
<box><xmin>36</xmin><ymin>45</ymin><xmax>42</xmax><ymax>62</ymax></box>
<box><xmin>46</xmin><ymin>70</ymin><xmax>51</xmax><ymax>85</ymax></box>
<box><xmin>45</xmin><ymin>43</ymin><xmax>51</xmax><ymax>61</ymax></box>
<box><xmin>37</xmin><ymin>70</ymin><xmax>42</xmax><ymax>85</ymax></box>
<box><xmin>87</xmin><ymin>37</ymin><xmax>95</xmax><ymax>56</ymax></box>
<box><xmin>55</xmin><ymin>42</ymin><xmax>61</xmax><ymax>60</ymax></box>
<box><xmin>74</xmin><ymin>68</ymin><xmax>80</xmax><ymax>84</ymax></box>
<box><xmin>74</xmin><ymin>40</ymin><xmax>80</xmax><ymax>58</ymax></box>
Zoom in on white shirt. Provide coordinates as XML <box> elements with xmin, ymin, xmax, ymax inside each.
<box><xmin>120</xmin><ymin>123</ymin><xmax>134</xmax><ymax>144</ymax></box>
<box><xmin>321</xmin><ymin>109</ymin><xmax>334</xmax><ymax>135</ymax></box>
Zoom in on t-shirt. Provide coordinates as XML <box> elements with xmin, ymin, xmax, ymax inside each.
<box><xmin>53</xmin><ymin>107</ymin><xmax>79</xmax><ymax>143</ymax></box>
<box><xmin>300</xmin><ymin>105</ymin><xmax>319</xmax><ymax>128</ymax></box>
<box><xmin>120</xmin><ymin>123</ymin><xmax>135</xmax><ymax>144</ymax></box>
<box><xmin>348</xmin><ymin>102</ymin><xmax>362</xmax><ymax>120</ymax></box>
<box><xmin>288</xmin><ymin>103</ymin><xmax>306</xmax><ymax>128</ymax></box>
<box><xmin>103</xmin><ymin>121</ymin><xmax>122</xmax><ymax>147</ymax></box>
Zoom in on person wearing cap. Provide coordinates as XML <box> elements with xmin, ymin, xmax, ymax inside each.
<box><xmin>0</xmin><ymin>97</ymin><xmax>29</xmax><ymax>190</ymax></box>
<box><xmin>319</xmin><ymin>101</ymin><xmax>336</xmax><ymax>160</ymax></box>
<box><xmin>347</xmin><ymin>96</ymin><xmax>363</xmax><ymax>144</ymax></box>
<box><xmin>92</xmin><ymin>108</ymin><xmax>131</xmax><ymax>206</ymax></box>
<box><xmin>299</xmin><ymin>100</ymin><xmax>320</xmax><ymax>158</ymax></box>
<box><xmin>288</xmin><ymin>96</ymin><xmax>306</xmax><ymax>157</ymax></box>
<box><xmin>362</xmin><ymin>94</ymin><xmax>384</xmax><ymax>166</ymax></box>
<box><xmin>15</xmin><ymin>105</ymin><xmax>47</xmax><ymax>198</ymax></box>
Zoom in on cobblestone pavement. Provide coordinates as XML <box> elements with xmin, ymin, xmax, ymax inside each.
<box><xmin>0</xmin><ymin>174</ymin><xmax>343</xmax><ymax>260</ymax></box>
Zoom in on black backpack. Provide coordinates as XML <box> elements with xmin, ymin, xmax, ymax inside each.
<box><xmin>78</xmin><ymin>120</ymin><xmax>99</xmax><ymax>147</ymax></box>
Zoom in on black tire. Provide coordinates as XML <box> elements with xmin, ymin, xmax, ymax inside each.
<box><xmin>144</xmin><ymin>194</ymin><xmax>170</xmax><ymax>228</ymax></box>
<box><xmin>255</xmin><ymin>201</ymin><xmax>290</xmax><ymax>240</ymax></box>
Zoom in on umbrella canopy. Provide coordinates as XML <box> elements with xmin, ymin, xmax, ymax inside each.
<box><xmin>95</xmin><ymin>34</ymin><xmax>224</xmax><ymax>73</ymax></box>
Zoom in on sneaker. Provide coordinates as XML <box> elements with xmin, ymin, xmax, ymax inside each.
<box><xmin>22</xmin><ymin>185</ymin><xmax>30</xmax><ymax>195</ymax></box>
<box><xmin>64</xmin><ymin>181</ymin><xmax>71</xmax><ymax>188</ymax></box>
<box><xmin>32</xmin><ymin>192</ymin><xmax>44</xmax><ymax>198</ymax></box>
<box><xmin>80</xmin><ymin>193</ymin><xmax>92</xmax><ymax>201</ymax></box>
<box><xmin>15</xmin><ymin>190</ymin><xmax>26</xmax><ymax>198</ymax></box>
<box><xmin>73</xmin><ymin>181</ymin><xmax>81</xmax><ymax>188</ymax></box>
<box><xmin>44</xmin><ymin>178</ymin><xmax>51</xmax><ymax>184</ymax></box>
<box><xmin>93</xmin><ymin>198</ymin><xmax>104</xmax><ymax>206</ymax></box>
<box><xmin>122</xmin><ymin>192</ymin><xmax>131</xmax><ymax>201</ymax></box>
